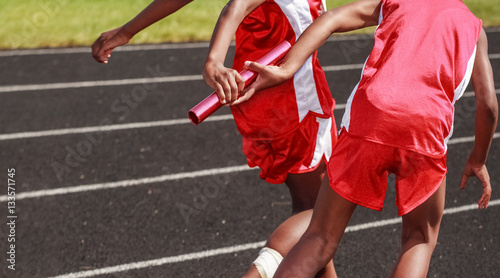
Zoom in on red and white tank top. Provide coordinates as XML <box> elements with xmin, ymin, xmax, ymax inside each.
<box><xmin>232</xmin><ymin>0</ymin><xmax>334</xmax><ymax>140</ymax></box>
<box><xmin>341</xmin><ymin>0</ymin><xmax>482</xmax><ymax>158</ymax></box>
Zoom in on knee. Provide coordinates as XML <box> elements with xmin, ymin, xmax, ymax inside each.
<box><xmin>301</xmin><ymin>229</ymin><xmax>340</xmax><ymax>259</ymax></box>
<box><xmin>277</xmin><ymin>231</ymin><xmax>338</xmax><ymax>278</ymax></box>
<box><xmin>265</xmin><ymin>210</ymin><xmax>313</xmax><ymax>255</ymax></box>
<box><xmin>401</xmin><ymin>225</ymin><xmax>439</xmax><ymax>248</ymax></box>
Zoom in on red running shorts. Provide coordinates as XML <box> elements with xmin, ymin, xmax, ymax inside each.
<box><xmin>328</xmin><ymin>129</ymin><xmax>447</xmax><ymax>215</ymax></box>
<box><xmin>243</xmin><ymin>113</ymin><xmax>337</xmax><ymax>184</ymax></box>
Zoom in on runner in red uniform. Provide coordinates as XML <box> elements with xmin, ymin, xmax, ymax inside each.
<box><xmin>243</xmin><ymin>0</ymin><xmax>498</xmax><ymax>276</ymax></box>
<box><xmin>205</xmin><ymin>0</ymin><xmax>335</xmax><ymax>185</ymax></box>
<box><xmin>204</xmin><ymin>1</ymin><xmax>337</xmax><ymax>277</ymax></box>
<box><xmin>332</xmin><ymin>0</ymin><xmax>482</xmax><ymax>216</ymax></box>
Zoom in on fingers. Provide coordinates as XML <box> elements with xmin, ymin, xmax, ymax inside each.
<box><xmin>213</xmin><ymin>83</ymin><xmax>226</xmax><ymax>105</ymax></box>
<box><xmin>205</xmin><ymin>65</ymin><xmax>244</xmax><ymax>105</ymax></box>
<box><xmin>460</xmin><ymin>162</ymin><xmax>492</xmax><ymax>210</ymax></box>
<box><xmin>231</xmin><ymin>64</ymin><xmax>265</xmax><ymax>106</ymax></box>
<box><xmin>218</xmin><ymin>70</ymin><xmax>242</xmax><ymax>104</ymax></box>
<box><xmin>91</xmin><ymin>28</ymin><xmax>128</xmax><ymax>64</ymax></box>
<box><xmin>478</xmin><ymin>175</ymin><xmax>491</xmax><ymax>209</ymax></box>
<box><xmin>236</xmin><ymin>71</ymin><xmax>246</xmax><ymax>92</ymax></box>
<box><xmin>244</xmin><ymin>60</ymin><xmax>266</xmax><ymax>73</ymax></box>
<box><xmin>478</xmin><ymin>191</ymin><xmax>491</xmax><ymax>209</ymax></box>
<box><xmin>459</xmin><ymin>172</ymin><xmax>469</xmax><ymax>190</ymax></box>
<box><xmin>91</xmin><ymin>39</ymin><xmax>104</xmax><ymax>63</ymax></box>
<box><xmin>478</xmin><ymin>172</ymin><xmax>492</xmax><ymax>209</ymax></box>
<box><xmin>231</xmin><ymin>86</ymin><xmax>255</xmax><ymax>106</ymax></box>
<box><xmin>91</xmin><ymin>37</ymin><xmax>111</xmax><ymax>63</ymax></box>
<box><xmin>205</xmin><ymin>60</ymin><xmax>290</xmax><ymax>105</ymax></box>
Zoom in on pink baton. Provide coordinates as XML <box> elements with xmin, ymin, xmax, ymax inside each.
<box><xmin>188</xmin><ymin>40</ymin><xmax>292</xmax><ymax>125</ymax></box>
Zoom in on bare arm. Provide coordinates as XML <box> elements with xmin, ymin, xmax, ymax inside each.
<box><xmin>460</xmin><ymin>28</ymin><xmax>498</xmax><ymax>209</ymax></box>
<box><xmin>237</xmin><ymin>0</ymin><xmax>381</xmax><ymax>103</ymax></box>
<box><xmin>202</xmin><ymin>0</ymin><xmax>265</xmax><ymax>105</ymax></box>
<box><xmin>92</xmin><ymin>0</ymin><xmax>192</xmax><ymax>63</ymax></box>
<box><xmin>278</xmin><ymin>0</ymin><xmax>381</xmax><ymax>76</ymax></box>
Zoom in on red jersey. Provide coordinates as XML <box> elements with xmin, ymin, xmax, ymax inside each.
<box><xmin>232</xmin><ymin>0</ymin><xmax>334</xmax><ymax>140</ymax></box>
<box><xmin>341</xmin><ymin>0</ymin><xmax>482</xmax><ymax>158</ymax></box>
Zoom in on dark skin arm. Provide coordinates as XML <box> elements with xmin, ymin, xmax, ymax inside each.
<box><xmin>202</xmin><ymin>0</ymin><xmax>265</xmax><ymax>105</ymax></box>
<box><xmin>460</xmin><ymin>28</ymin><xmax>498</xmax><ymax>209</ymax></box>
<box><xmin>92</xmin><ymin>0</ymin><xmax>193</xmax><ymax>63</ymax></box>
<box><xmin>237</xmin><ymin>0</ymin><xmax>381</xmax><ymax>104</ymax></box>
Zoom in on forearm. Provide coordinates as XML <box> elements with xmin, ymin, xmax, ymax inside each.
<box><xmin>280</xmin><ymin>0</ymin><xmax>381</xmax><ymax>76</ymax></box>
<box><xmin>206</xmin><ymin>0</ymin><xmax>263</xmax><ymax>65</ymax></box>
<box><xmin>469</xmin><ymin>29</ymin><xmax>499</xmax><ymax>165</ymax></box>
<box><xmin>121</xmin><ymin>0</ymin><xmax>193</xmax><ymax>39</ymax></box>
<box><xmin>206</xmin><ymin>4</ymin><xmax>243</xmax><ymax>64</ymax></box>
<box><xmin>470</xmin><ymin>90</ymin><xmax>498</xmax><ymax>165</ymax></box>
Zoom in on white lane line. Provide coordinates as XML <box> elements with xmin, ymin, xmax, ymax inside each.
<box><xmin>2</xmin><ymin>90</ymin><xmax>497</xmax><ymax>141</ymax></box>
<box><xmin>0</xmin><ymin>114</ymin><xmax>234</xmax><ymax>141</ymax></box>
<box><xmin>47</xmin><ymin>199</ymin><xmax>500</xmax><ymax>278</ymax></box>
<box><xmin>1</xmin><ymin>53</ymin><xmax>499</xmax><ymax>93</ymax></box>
<box><xmin>0</xmin><ymin>133</ymin><xmax>498</xmax><ymax>203</ymax></box>
<box><xmin>347</xmin><ymin>199</ymin><xmax>500</xmax><ymax>232</ymax></box>
<box><xmin>0</xmin><ymin>64</ymin><xmax>358</xmax><ymax>93</ymax></box>
<box><xmin>448</xmin><ymin>132</ymin><xmax>500</xmax><ymax>145</ymax></box>
<box><xmin>0</xmin><ymin>165</ymin><xmax>255</xmax><ymax>203</ymax></box>
<box><xmin>0</xmin><ymin>42</ymin><xmax>213</xmax><ymax>57</ymax></box>
<box><xmin>0</xmin><ymin>75</ymin><xmax>202</xmax><ymax>93</ymax></box>
<box><xmin>322</xmin><ymin>64</ymin><xmax>364</xmax><ymax>71</ymax></box>
<box><xmin>0</xmin><ymin>35</ymin><xmax>371</xmax><ymax>57</ymax></box>
<box><xmin>48</xmin><ymin>240</ymin><xmax>268</xmax><ymax>278</ymax></box>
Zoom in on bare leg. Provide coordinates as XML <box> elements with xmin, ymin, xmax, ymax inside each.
<box><xmin>242</xmin><ymin>210</ymin><xmax>313</xmax><ymax>278</ymax></box>
<box><xmin>243</xmin><ymin>209</ymin><xmax>337</xmax><ymax>278</ymax></box>
<box><xmin>390</xmin><ymin>178</ymin><xmax>446</xmax><ymax>278</ymax></box>
<box><xmin>243</xmin><ymin>161</ymin><xmax>337</xmax><ymax>278</ymax></box>
<box><xmin>274</xmin><ymin>178</ymin><xmax>357</xmax><ymax>278</ymax></box>
<box><xmin>285</xmin><ymin>160</ymin><xmax>327</xmax><ymax>213</ymax></box>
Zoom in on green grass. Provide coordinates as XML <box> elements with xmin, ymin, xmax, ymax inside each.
<box><xmin>0</xmin><ymin>0</ymin><xmax>499</xmax><ymax>49</ymax></box>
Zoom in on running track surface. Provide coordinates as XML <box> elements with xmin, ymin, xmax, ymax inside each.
<box><xmin>0</xmin><ymin>28</ymin><xmax>499</xmax><ymax>278</ymax></box>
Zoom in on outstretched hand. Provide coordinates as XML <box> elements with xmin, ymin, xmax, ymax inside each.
<box><xmin>460</xmin><ymin>159</ymin><xmax>492</xmax><ymax>209</ymax></box>
<box><xmin>92</xmin><ymin>27</ymin><xmax>131</xmax><ymax>63</ymax></box>
<box><xmin>231</xmin><ymin>60</ymin><xmax>293</xmax><ymax>106</ymax></box>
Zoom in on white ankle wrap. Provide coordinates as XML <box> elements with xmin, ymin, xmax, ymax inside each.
<box><xmin>252</xmin><ymin>247</ymin><xmax>283</xmax><ymax>278</ymax></box>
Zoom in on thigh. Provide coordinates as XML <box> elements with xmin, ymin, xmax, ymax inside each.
<box><xmin>395</xmin><ymin>150</ymin><xmax>447</xmax><ymax>215</ymax></box>
<box><xmin>285</xmin><ymin>160</ymin><xmax>327</xmax><ymax>213</ymax></box>
<box><xmin>306</xmin><ymin>176</ymin><xmax>358</xmax><ymax>250</ymax></box>
<box><xmin>401</xmin><ymin>177</ymin><xmax>446</xmax><ymax>237</ymax></box>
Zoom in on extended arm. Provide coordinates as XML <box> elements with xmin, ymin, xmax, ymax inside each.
<box><xmin>460</xmin><ymin>28</ymin><xmax>498</xmax><ymax>209</ymax></box>
<box><xmin>237</xmin><ymin>0</ymin><xmax>381</xmax><ymax>103</ymax></box>
<box><xmin>202</xmin><ymin>0</ymin><xmax>265</xmax><ymax>105</ymax></box>
<box><xmin>92</xmin><ymin>0</ymin><xmax>192</xmax><ymax>63</ymax></box>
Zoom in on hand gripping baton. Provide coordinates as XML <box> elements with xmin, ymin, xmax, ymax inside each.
<box><xmin>188</xmin><ymin>40</ymin><xmax>292</xmax><ymax>125</ymax></box>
